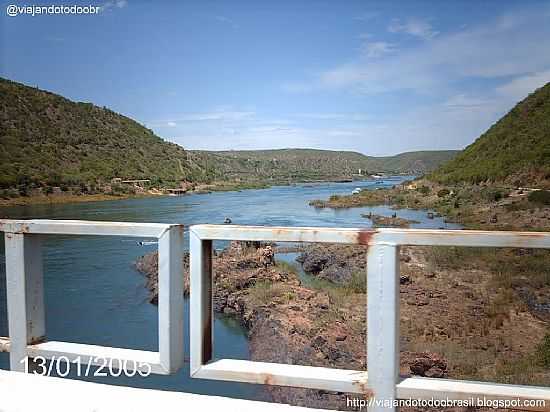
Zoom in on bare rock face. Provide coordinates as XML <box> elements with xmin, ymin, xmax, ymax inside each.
<box><xmin>409</xmin><ymin>353</ymin><xmax>448</xmax><ymax>378</ymax></box>
<box><xmin>297</xmin><ymin>244</ymin><xmax>367</xmax><ymax>284</ymax></box>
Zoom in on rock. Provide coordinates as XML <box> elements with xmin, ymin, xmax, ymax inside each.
<box><xmin>400</xmin><ymin>254</ymin><xmax>412</xmax><ymax>263</ymax></box>
<box><xmin>409</xmin><ymin>353</ymin><xmax>448</xmax><ymax>378</ymax></box>
<box><xmin>312</xmin><ymin>335</ymin><xmax>327</xmax><ymax>349</ymax></box>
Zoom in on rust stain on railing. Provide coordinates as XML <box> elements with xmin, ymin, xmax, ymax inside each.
<box><xmin>357</xmin><ymin>229</ymin><xmax>378</xmax><ymax>246</ymax></box>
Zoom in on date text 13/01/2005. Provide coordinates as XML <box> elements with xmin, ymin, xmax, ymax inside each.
<box><xmin>20</xmin><ymin>356</ymin><xmax>152</xmax><ymax>377</ymax></box>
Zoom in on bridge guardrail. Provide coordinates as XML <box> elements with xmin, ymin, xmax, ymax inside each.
<box><xmin>2</xmin><ymin>220</ymin><xmax>550</xmax><ymax>411</ymax></box>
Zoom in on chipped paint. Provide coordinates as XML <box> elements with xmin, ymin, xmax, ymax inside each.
<box><xmin>357</xmin><ymin>229</ymin><xmax>378</xmax><ymax>245</ymax></box>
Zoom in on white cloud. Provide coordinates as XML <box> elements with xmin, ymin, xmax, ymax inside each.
<box><xmin>496</xmin><ymin>70</ymin><xmax>550</xmax><ymax>101</ymax></box>
<box><xmin>294</xmin><ymin>113</ymin><xmax>369</xmax><ymax>121</ymax></box>
<box><xmin>101</xmin><ymin>0</ymin><xmax>127</xmax><ymax>12</ymax></box>
<box><xmin>172</xmin><ymin>110</ymin><xmax>255</xmax><ymax>122</ymax></box>
<box><xmin>388</xmin><ymin>18</ymin><xmax>438</xmax><ymax>40</ymax></box>
<box><xmin>361</xmin><ymin>41</ymin><xmax>396</xmax><ymax>58</ymax></box>
<box><xmin>287</xmin><ymin>6</ymin><xmax>550</xmax><ymax>95</ymax></box>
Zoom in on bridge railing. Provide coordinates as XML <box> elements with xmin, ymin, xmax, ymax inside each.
<box><xmin>2</xmin><ymin>219</ymin><xmax>550</xmax><ymax>411</ymax></box>
<box><xmin>0</xmin><ymin>219</ymin><xmax>185</xmax><ymax>375</ymax></box>
<box><xmin>189</xmin><ymin>224</ymin><xmax>550</xmax><ymax>411</ymax></box>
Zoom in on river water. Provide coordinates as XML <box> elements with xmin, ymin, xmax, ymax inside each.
<box><xmin>0</xmin><ymin>178</ymin><xmax>459</xmax><ymax>399</ymax></box>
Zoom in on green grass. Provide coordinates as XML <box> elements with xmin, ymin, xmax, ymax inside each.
<box><xmin>431</xmin><ymin>82</ymin><xmax>550</xmax><ymax>186</ymax></box>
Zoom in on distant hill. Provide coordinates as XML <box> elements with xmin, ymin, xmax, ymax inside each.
<box><xmin>0</xmin><ymin>78</ymin><xmax>206</xmax><ymax>190</ymax></box>
<box><xmin>0</xmin><ymin>77</ymin><xmax>458</xmax><ymax>194</ymax></box>
<box><xmin>193</xmin><ymin>148</ymin><xmax>459</xmax><ymax>183</ymax></box>
<box><xmin>431</xmin><ymin>83</ymin><xmax>550</xmax><ymax>186</ymax></box>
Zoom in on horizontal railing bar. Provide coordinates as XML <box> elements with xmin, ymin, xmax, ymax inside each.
<box><xmin>0</xmin><ymin>219</ymin><xmax>179</xmax><ymax>238</ymax></box>
<box><xmin>190</xmin><ymin>225</ymin><xmax>550</xmax><ymax>248</ymax></box>
<box><xmin>27</xmin><ymin>341</ymin><xmax>165</xmax><ymax>374</ymax></box>
<box><xmin>376</xmin><ymin>228</ymin><xmax>550</xmax><ymax>248</ymax></box>
<box><xmin>193</xmin><ymin>359</ymin><xmax>370</xmax><ymax>395</ymax></box>
<box><xmin>397</xmin><ymin>377</ymin><xmax>550</xmax><ymax>411</ymax></box>
<box><xmin>190</xmin><ymin>225</ymin><xmax>367</xmax><ymax>244</ymax></box>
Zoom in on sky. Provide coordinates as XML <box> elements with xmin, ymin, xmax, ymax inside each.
<box><xmin>1</xmin><ymin>0</ymin><xmax>550</xmax><ymax>156</ymax></box>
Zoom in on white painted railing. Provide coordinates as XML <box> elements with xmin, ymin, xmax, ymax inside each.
<box><xmin>189</xmin><ymin>224</ymin><xmax>550</xmax><ymax>411</ymax></box>
<box><xmin>2</xmin><ymin>220</ymin><xmax>550</xmax><ymax>411</ymax></box>
<box><xmin>0</xmin><ymin>219</ymin><xmax>185</xmax><ymax>375</ymax></box>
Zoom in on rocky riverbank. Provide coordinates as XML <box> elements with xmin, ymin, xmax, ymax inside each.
<box><xmin>136</xmin><ymin>238</ymin><xmax>550</xmax><ymax>409</ymax></box>
<box><xmin>135</xmin><ymin>242</ymin><xmax>458</xmax><ymax>410</ymax></box>
<box><xmin>361</xmin><ymin>213</ymin><xmax>420</xmax><ymax>228</ymax></box>
<box><xmin>305</xmin><ymin>179</ymin><xmax>550</xmax><ymax>391</ymax></box>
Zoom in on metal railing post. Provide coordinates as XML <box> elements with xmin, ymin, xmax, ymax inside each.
<box><xmin>189</xmin><ymin>230</ymin><xmax>213</xmax><ymax>375</ymax></box>
<box><xmin>5</xmin><ymin>233</ymin><xmax>45</xmax><ymax>372</ymax></box>
<box><xmin>158</xmin><ymin>225</ymin><xmax>185</xmax><ymax>373</ymax></box>
<box><xmin>367</xmin><ymin>244</ymin><xmax>400</xmax><ymax>411</ymax></box>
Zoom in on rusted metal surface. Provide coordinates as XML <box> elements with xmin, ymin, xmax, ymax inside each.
<box><xmin>357</xmin><ymin>228</ymin><xmax>378</xmax><ymax>245</ymax></box>
<box><xmin>193</xmin><ymin>359</ymin><xmax>370</xmax><ymax>394</ymax></box>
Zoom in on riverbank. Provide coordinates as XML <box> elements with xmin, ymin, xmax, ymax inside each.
<box><xmin>135</xmin><ymin>239</ymin><xmax>550</xmax><ymax>410</ymax></box>
<box><xmin>0</xmin><ymin>181</ymin><xmax>270</xmax><ymax>208</ymax></box>
<box><xmin>135</xmin><ymin>243</ymin><xmax>440</xmax><ymax>409</ymax></box>
<box><xmin>309</xmin><ymin>179</ymin><xmax>550</xmax><ymax>231</ymax></box>
<box><xmin>0</xmin><ymin>192</ymin><xmax>145</xmax><ymax>208</ymax></box>
<box><xmin>305</xmin><ymin>179</ymin><xmax>550</xmax><ymax>389</ymax></box>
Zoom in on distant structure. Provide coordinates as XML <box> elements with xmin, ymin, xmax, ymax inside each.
<box><xmin>121</xmin><ymin>179</ymin><xmax>151</xmax><ymax>187</ymax></box>
<box><xmin>110</xmin><ymin>178</ymin><xmax>151</xmax><ymax>187</ymax></box>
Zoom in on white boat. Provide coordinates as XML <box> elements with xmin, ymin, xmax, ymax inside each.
<box><xmin>352</xmin><ymin>188</ymin><xmax>361</xmax><ymax>194</ymax></box>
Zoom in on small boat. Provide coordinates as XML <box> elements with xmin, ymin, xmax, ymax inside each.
<box><xmin>352</xmin><ymin>188</ymin><xmax>361</xmax><ymax>195</ymax></box>
<box><xmin>224</xmin><ymin>217</ymin><xmax>232</xmax><ymax>224</ymax></box>
<box><xmin>138</xmin><ymin>241</ymin><xmax>158</xmax><ymax>246</ymax></box>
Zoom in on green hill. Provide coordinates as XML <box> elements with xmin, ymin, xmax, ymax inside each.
<box><xmin>432</xmin><ymin>83</ymin><xmax>550</xmax><ymax>186</ymax></box>
<box><xmin>0</xmin><ymin>77</ymin><xmax>458</xmax><ymax>197</ymax></box>
<box><xmin>0</xmin><ymin>77</ymin><xmax>207</xmax><ymax>191</ymax></box>
<box><xmin>193</xmin><ymin>148</ymin><xmax>458</xmax><ymax>183</ymax></box>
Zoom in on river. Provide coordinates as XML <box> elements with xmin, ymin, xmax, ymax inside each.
<box><xmin>0</xmin><ymin>178</ymin><xmax>459</xmax><ymax>400</ymax></box>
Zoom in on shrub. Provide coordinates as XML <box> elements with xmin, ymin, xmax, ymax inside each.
<box><xmin>418</xmin><ymin>186</ymin><xmax>431</xmax><ymax>195</ymax></box>
<box><xmin>347</xmin><ymin>271</ymin><xmax>367</xmax><ymax>293</ymax></box>
<box><xmin>528</xmin><ymin>190</ymin><xmax>550</xmax><ymax>206</ymax></box>
<box><xmin>482</xmin><ymin>188</ymin><xmax>506</xmax><ymax>202</ymax></box>
<box><xmin>248</xmin><ymin>280</ymin><xmax>287</xmax><ymax>305</ymax></box>
<box><xmin>437</xmin><ymin>188</ymin><xmax>450</xmax><ymax>197</ymax></box>
<box><xmin>536</xmin><ymin>334</ymin><xmax>550</xmax><ymax>367</ymax></box>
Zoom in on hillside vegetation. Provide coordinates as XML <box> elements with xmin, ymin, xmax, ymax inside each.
<box><xmin>0</xmin><ymin>78</ymin><xmax>207</xmax><ymax>191</ymax></box>
<box><xmin>0</xmin><ymin>77</ymin><xmax>458</xmax><ymax>200</ymax></box>
<box><xmin>193</xmin><ymin>148</ymin><xmax>458</xmax><ymax>183</ymax></box>
<box><xmin>431</xmin><ymin>82</ymin><xmax>550</xmax><ymax>186</ymax></box>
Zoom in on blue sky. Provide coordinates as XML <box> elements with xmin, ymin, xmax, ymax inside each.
<box><xmin>1</xmin><ymin>0</ymin><xmax>550</xmax><ymax>156</ymax></box>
